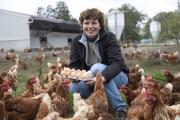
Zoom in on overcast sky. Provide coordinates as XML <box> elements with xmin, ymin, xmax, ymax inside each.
<box><xmin>0</xmin><ymin>0</ymin><xmax>178</xmax><ymax>19</ymax></box>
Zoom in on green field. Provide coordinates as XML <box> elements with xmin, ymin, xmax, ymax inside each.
<box><xmin>0</xmin><ymin>45</ymin><xmax>180</xmax><ymax>95</ymax></box>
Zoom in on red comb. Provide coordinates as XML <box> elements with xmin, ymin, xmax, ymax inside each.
<box><xmin>32</xmin><ymin>75</ymin><xmax>36</xmax><ymax>78</ymax></box>
<box><xmin>145</xmin><ymin>75</ymin><xmax>152</xmax><ymax>81</ymax></box>
<box><xmin>143</xmin><ymin>90</ymin><xmax>149</xmax><ymax>97</ymax></box>
<box><xmin>163</xmin><ymin>69</ymin><xmax>168</xmax><ymax>72</ymax></box>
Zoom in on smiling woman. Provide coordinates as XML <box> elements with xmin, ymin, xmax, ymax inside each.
<box><xmin>82</xmin><ymin>19</ymin><xmax>101</xmax><ymax>39</ymax></box>
<box><xmin>69</xmin><ymin>8</ymin><xmax>129</xmax><ymax>120</ymax></box>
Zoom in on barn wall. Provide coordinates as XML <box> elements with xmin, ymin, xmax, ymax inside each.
<box><xmin>47</xmin><ymin>32</ymin><xmax>78</xmax><ymax>48</ymax></box>
<box><xmin>47</xmin><ymin>32</ymin><xmax>68</xmax><ymax>48</ymax></box>
<box><xmin>30</xmin><ymin>31</ymin><xmax>78</xmax><ymax>49</ymax></box>
<box><xmin>0</xmin><ymin>39</ymin><xmax>30</xmax><ymax>51</ymax></box>
<box><xmin>30</xmin><ymin>37</ymin><xmax>40</xmax><ymax>49</ymax></box>
<box><xmin>0</xmin><ymin>9</ymin><xmax>30</xmax><ymax>51</ymax></box>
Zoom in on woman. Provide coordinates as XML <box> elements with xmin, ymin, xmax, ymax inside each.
<box><xmin>69</xmin><ymin>8</ymin><xmax>129</xmax><ymax>120</ymax></box>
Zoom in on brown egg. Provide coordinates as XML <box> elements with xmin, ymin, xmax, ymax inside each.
<box><xmin>81</xmin><ymin>69</ymin><xmax>86</xmax><ymax>73</ymax></box>
<box><xmin>70</xmin><ymin>71</ymin><xmax>77</xmax><ymax>78</ymax></box>
<box><xmin>76</xmin><ymin>72</ymin><xmax>82</xmax><ymax>79</ymax></box>
<box><xmin>65</xmin><ymin>71</ymin><xmax>71</xmax><ymax>77</ymax></box>
<box><xmin>81</xmin><ymin>72</ymin><xmax>88</xmax><ymax>79</ymax></box>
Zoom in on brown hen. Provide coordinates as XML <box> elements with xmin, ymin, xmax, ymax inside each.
<box><xmin>52</xmin><ymin>75</ymin><xmax>72</xmax><ymax>117</ymax></box>
<box><xmin>86</xmin><ymin>73</ymin><xmax>109</xmax><ymax>120</ymax></box>
<box><xmin>142</xmin><ymin>76</ymin><xmax>172</xmax><ymax>120</ymax></box>
<box><xmin>22</xmin><ymin>75</ymin><xmax>38</xmax><ymax>97</ymax></box>
<box><xmin>5</xmin><ymin>94</ymin><xmax>42</xmax><ymax>120</ymax></box>
<box><xmin>0</xmin><ymin>100</ymin><xmax>6</xmax><ymax>120</ymax></box>
<box><xmin>120</xmin><ymin>85</ymin><xmax>141</xmax><ymax>106</ymax></box>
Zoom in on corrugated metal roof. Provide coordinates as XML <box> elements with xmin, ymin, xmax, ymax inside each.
<box><xmin>30</xmin><ymin>15</ymin><xmax>81</xmax><ymax>33</ymax></box>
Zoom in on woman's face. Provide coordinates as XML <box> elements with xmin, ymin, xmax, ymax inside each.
<box><xmin>82</xmin><ymin>19</ymin><xmax>101</xmax><ymax>39</ymax></box>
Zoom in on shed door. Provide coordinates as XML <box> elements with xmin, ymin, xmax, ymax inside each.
<box><xmin>40</xmin><ymin>37</ymin><xmax>47</xmax><ymax>48</ymax></box>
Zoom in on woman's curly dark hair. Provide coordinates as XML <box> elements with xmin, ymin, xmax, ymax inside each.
<box><xmin>79</xmin><ymin>8</ymin><xmax>104</xmax><ymax>30</ymax></box>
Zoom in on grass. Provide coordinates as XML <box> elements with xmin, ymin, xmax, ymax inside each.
<box><xmin>0</xmin><ymin>45</ymin><xmax>179</xmax><ymax>118</ymax></box>
<box><xmin>0</xmin><ymin>45</ymin><xmax>179</xmax><ymax>96</ymax></box>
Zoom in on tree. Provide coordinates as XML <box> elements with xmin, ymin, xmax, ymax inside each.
<box><xmin>166</xmin><ymin>12</ymin><xmax>180</xmax><ymax>44</ymax></box>
<box><xmin>36</xmin><ymin>1</ymin><xmax>77</xmax><ymax>22</ymax></box>
<box><xmin>36</xmin><ymin>7</ymin><xmax>46</xmax><ymax>16</ymax></box>
<box><xmin>117</xmin><ymin>4</ymin><xmax>147</xmax><ymax>42</ymax></box>
<box><xmin>53</xmin><ymin>1</ymin><xmax>71</xmax><ymax>21</ymax></box>
<box><xmin>46</xmin><ymin>5</ymin><xmax>54</xmax><ymax>18</ymax></box>
<box><xmin>153</xmin><ymin>11</ymin><xmax>180</xmax><ymax>45</ymax></box>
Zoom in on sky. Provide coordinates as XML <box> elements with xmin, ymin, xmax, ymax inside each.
<box><xmin>0</xmin><ymin>0</ymin><xmax>178</xmax><ymax>19</ymax></box>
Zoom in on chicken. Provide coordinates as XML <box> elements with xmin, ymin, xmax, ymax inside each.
<box><xmin>69</xmin><ymin>93</ymin><xmax>89</xmax><ymax>120</ymax></box>
<box><xmin>42</xmin><ymin>78</ymin><xmax>59</xmax><ymax>98</ymax></box>
<box><xmin>57</xmin><ymin>93</ymin><xmax>89</xmax><ymax>120</ymax></box>
<box><xmin>0</xmin><ymin>79</ymin><xmax>13</xmax><ymax>120</ymax></box>
<box><xmin>128</xmin><ymin>68</ymin><xmax>144</xmax><ymax>90</ymax></box>
<box><xmin>126</xmin><ymin>93</ymin><xmax>145</xmax><ymax>120</ymax></box>
<box><xmin>127</xmin><ymin>75</ymin><xmax>174</xmax><ymax>120</ymax></box>
<box><xmin>166</xmin><ymin>104</ymin><xmax>180</xmax><ymax>117</ymax></box>
<box><xmin>5</xmin><ymin>94</ymin><xmax>42</xmax><ymax>120</ymax></box>
<box><xmin>0</xmin><ymin>78</ymin><xmax>4</xmax><ymax>99</ymax></box>
<box><xmin>38</xmin><ymin>47</ymin><xmax>45</xmax><ymax>52</ymax></box>
<box><xmin>56</xmin><ymin>74</ymin><xmax>110</xmax><ymax>120</ymax></box>
<box><xmin>52</xmin><ymin>74</ymin><xmax>72</xmax><ymax>117</ymax></box>
<box><xmin>163</xmin><ymin>69</ymin><xmax>180</xmax><ymax>92</ymax></box>
<box><xmin>23</xmin><ymin>48</ymin><xmax>32</xmax><ymax>53</ymax></box>
<box><xmin>51</xmin><ymin>50</ymin><xmax>58</xmax><ymax>57</ymax></box>
<box><xmin>51</xmin><ymin>49</ymin><xmax>64</xmax><ymax>57</ymax></box>
<box><xmin>170</xmin><ymin>92</ymin><xmax>180</xmax><ymax>105</ymax></box>
<box><xmin>47</xmin><ymin>62</ymin><xmax>61</xmax><ymax>75</ymax></box>
<box><xmin>129</xmin><ymin>64</ymin><xmax>140</xmax><ymax>73</ymax></box>
<box><xmin>44</xmin><ymin>70</ymin><xmax>55</xmax><ymax>82</ymax></box>
<box><xmin>22</xmin><ymin>75</ymin><xmax>38</xmax><ymax>97</ymax></box>
<box><xmin>0</xmin><ymin>75</ymin><xmax>4</xmax><ymax>85</ymax></box>
<box><xmin>57</xmin><ymin>57</ymin><xmax>69</xmax><ymax>68</ymax></box>
<box><xmin>160</xmin><ymin>51</ymin><xmax>179</xmax><ymax>63</ymax></box>
<box><xmin>7</xmin><ymin>64</ymin><xmax>19</xmax><ymax>81</ymax></box>
<box><xmin>36</xmin><ymin>93</ymin><xmax>54</xmax><ymax>120</ymax></box>
<box><xmin>34</xmin><ymin>54</ymin><xmax>46</xmax><ymax>63</ymax></box>
<box><xmin>5</xmin><ymin>52</ymin><xmax>18</xmax><ymax>62</ymax></box>
<box><xmin>97</xmin><ymin>112</ymin><xmax>114</xmax><ymax>120</ymax></box>
<box><xmin>120</xmin><ymin>85</ymin><xmax>141</xmax><ymax>106</ymax></box>
<box><xmin>86</xmin><ymin>73</ymin><xmax>109</xmax><ymax>120</ymax></box>
<box><xmin>4</xmin><ymin>65</ymin><xmax>19</xmax><ymax>91</ymax></box>
<box><xmin>163</xmin><ymin>69</ymin><xmax>179</xmax><ymax>83</ymax></box>
<box><xmin>15</xmin><ymin>58</ymin><xmax>28</xmax><ymax>70</ymax></box>
<box><xmin>0</xmin><ymin>100</ymin><xmax>6</xmax><ymax>120</ymax></box>
<box><xmin>142</xmin><ymin>76</ymin><xmax>171</xmax><ymax>120</ymax></box>
<box><xmin>160</xmin><ymin>83</ymin><xmax>173</xmax><ymax>105</ymax></box>
<box><xmin>42</xmin><ymin>112</ymin><xmax>60</xmax><ymax>120</ymax></box>
<box><xmin>0</xmin><ymin>79</ymin><xmax>13</xmax><ymax>99</ymax></box>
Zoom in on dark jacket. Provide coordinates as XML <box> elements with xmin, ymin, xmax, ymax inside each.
<box><xmin>69</xmin><ymin>30</ymin><xmax>129</xmax><ymax>83</ymax></box>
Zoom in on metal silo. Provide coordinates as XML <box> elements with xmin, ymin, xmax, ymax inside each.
<box><xmin>150</xmin><ymin>21</ymin><xmax>161</xmax><ymax>42</ymax></box>
<box><xmin>107</xmin><ymin>9</ymin><xmax>124</xmax><ymax>43</ymax></box>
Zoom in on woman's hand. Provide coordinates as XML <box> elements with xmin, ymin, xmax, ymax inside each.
<box><xmin>84</xmin><ymin>77</ymin><xmax>96</xmax><ymax>85</ymax></box>
<box><xmin>84</xmin><ymin>76</ymin><xmax>106</xmax><ymax>85</ymax></box>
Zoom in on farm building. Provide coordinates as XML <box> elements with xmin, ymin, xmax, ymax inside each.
<box><xmin>0</xmin><ymin>9</ymin><xmax>81</xmax><ymax>51</ymax></box>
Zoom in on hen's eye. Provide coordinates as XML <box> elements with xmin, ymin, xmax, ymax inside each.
<box><xmin>144</xmin><ymin>85</ymin><xmax>148</xmax><ymax>90</ymax></box>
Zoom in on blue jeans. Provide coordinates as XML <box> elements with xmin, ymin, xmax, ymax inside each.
<box><xmin>69</xmin><ymin>63</ymin><xmax>128</xmax><ymax>112</ymax></box>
